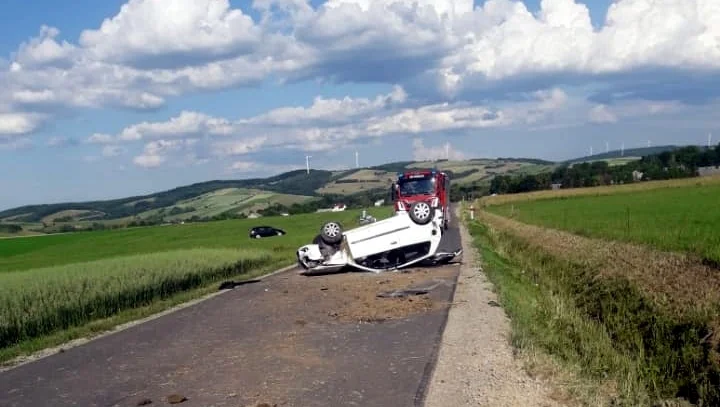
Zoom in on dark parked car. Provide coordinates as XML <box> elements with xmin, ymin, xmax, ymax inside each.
<box><xmin>249</xmin><ymin>226</ymin><xmax>286</xmax><ymax>239</ymax></box>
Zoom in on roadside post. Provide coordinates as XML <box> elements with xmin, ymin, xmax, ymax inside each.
<box><xmin>469</xmin><ymin>205</ymin><xmax>475</xmax><ymax>220</ymax></box>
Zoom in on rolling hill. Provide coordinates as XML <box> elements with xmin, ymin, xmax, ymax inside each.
<box><xmin>564</xmin><ymin>145</ymin><xmax>681</xmax><ymax>165</ymax></box>
<box><xmin>2</xmin><ymin>150</ymin><xmax>675</xmax><ymax>235</ymax></box>
<box><xmin>0</xmin><ymin>156</ymin><xmax>554</xmax><ymax>233</ymax></box>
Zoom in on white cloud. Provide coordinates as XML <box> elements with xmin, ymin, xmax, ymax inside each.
<box><xmin>4</xmin><ymin>0</ymin><xmax>720</xmax><ymax>159</ymax></box>
<box><xmin>412</xmin><ymin>138</ymin><xmax>466</xmax><ymax>161</ymax></box>
<box><xmin>0</xmin><ymin>113</ymin><xmax>44</xmax><ymax>135</ymax></box>
<box><xmin>87</xmin><ymin>133</ymin><xmax>115</xmax><ymax>144</ymax></box>
<box><xmin>78</xmin><ymin>0</ymin><xmax>263</xmax><ymax>69</ymax></box>
<box><xmin>133</xmin><ymin>154</ymin><xmax>164</xmax><ymax>168</ymax></box>
<box><xmin>119</xmin><ymin>111</ymin><xmax>233</xmax><ymax>141</ymax></box>
<box><xmin>102</xmin><ymin>145</ymin><xmax>126</xmax><ymax>157</ymax></box>
<box><xmin>106</xmin><ymin>85</ymin><xmax>568</xmax><ymax>169</ymax></box>
<box><xmin>131</xmin><ymin>139</ymin><xmax>199</xmax><ymax>168</ymax></box>
<box><xmin>589</xmin><ymin>104</ymin><xmax>618</xmax><ymax>123</ymax></box>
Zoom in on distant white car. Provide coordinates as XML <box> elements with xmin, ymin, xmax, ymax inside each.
<box><xmin>296</xmin><ymin>201</ymin><xmax>462</xmax><ymax>275</ymax></box>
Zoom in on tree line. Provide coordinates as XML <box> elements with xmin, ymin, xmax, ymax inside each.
<box><xmin>489</xmin><ymin>144</ymin><xmax>720</xmax><ymax>195</ymax></box>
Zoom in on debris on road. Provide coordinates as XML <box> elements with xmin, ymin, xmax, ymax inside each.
<box><xmin>218</xmin><ymin>279</ymin><xmax>262</xmax><ymax>290</ymax></box>
<box><xmin>377</xmin><ymin>288</ymin><xmax>430</xmax><ymax>298</ymax></box>
<box><xmin>166</xmin><ymin>394</ymin><xmax>187</xmax><ymax>404</ymax></box>
<box><xmin>136</xmin><ymin>398</ymin><xmax>152</xmax><ymax>406</ymax></box>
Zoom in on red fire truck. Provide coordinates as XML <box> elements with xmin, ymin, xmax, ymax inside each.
<box><xmin>391</xmin><ymin>169</ymin><xmax>451</xmax><ymax>230</ymax></box>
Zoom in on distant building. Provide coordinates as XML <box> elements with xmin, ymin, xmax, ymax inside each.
<box><xmin>248</xmin><ymin>213</ymin><xmax>261</xmax><ymax>219</ymax></box>
<box><xmin>698</xmin><ymin>166</ymin><xmax>720</xmax><ymax>177</ymax></box>
<box><xmin>331</xmin><ymin>203</ymin><xmax>347</xmax><ymax>212</ymax></box>
<box><xmin>551</xmin><ymin>183</ymin><xmax>562</xmax><ymax>190</ymax></box>
<box><xmin>632</xmin><ymin>170</ymin><xmax>644</xmax><ymax>181</ymax></box>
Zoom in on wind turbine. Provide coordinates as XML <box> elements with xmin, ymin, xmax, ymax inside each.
<box><xmin>621</xmin><ymin>142</ymin><xmax>625</xmax><ymax>157</ymax></box>
<box><xmin>606</xmin><ymin>141</ymin><xmax>609</xmax><ymax>154</ymax></box>
<box><xmin>355</xmin><ymin>150</ymin><xmax>359</xmax><ymax>169</ymax></box>
<box><xmin>445</xmin><ymin>142</ymin><xmax>450</xmax><ymax>160</ymax></box>
<box><xmin>708</xmin><ymin>133</ymin><xmax>713</xmax><ymax>148</ymax></box>
<box><xmin>305</xmin><ymin>155</ymin><xmax>312</xmax><ymax>175</ymax></box>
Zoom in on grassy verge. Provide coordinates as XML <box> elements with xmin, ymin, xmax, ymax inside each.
<box><xmin>0</xmin><ymin>249</ymin><xmax>277</xmax><ymax>364</ymax></box>
<box><xmin>465</xmin><ymin>210</ymin><xmax>718</xmax><ymax>406</ymax></box>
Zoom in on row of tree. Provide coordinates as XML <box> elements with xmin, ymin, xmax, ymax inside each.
<box><xmin>490</xmin><ymin>144</ymin><xmax>720</xmax><ymax>195</ymax></box>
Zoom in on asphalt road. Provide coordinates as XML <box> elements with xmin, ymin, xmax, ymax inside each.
<box><xmin>0</xmin><ymin>210</ymin><xmax>463</xmax><ymax>407</ymax></box>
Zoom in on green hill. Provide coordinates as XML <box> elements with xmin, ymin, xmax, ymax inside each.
<box><xmin>564</xmin><ymin>145</ymin><xmax>681</xmax><ymax>165</ymax></box>
<box><xmin>0</xmin><ymin>154</ymin><xmax>604</xmax><ymax>235</ymax></box>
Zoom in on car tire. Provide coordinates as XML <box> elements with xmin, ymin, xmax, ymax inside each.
<box><xmin>408</xmin><ymin>201</ymin><xmax>433</xmax><ymax>225</ymax></box>
<box><xmin>255</xmin><ymin>234</ymin><xmax>262</xmax><ymax>239</ymax></box>
<box><xmin>320</xmin><ymin>221</ymin><xmax>343</xmax><ymax>245</ymax></box>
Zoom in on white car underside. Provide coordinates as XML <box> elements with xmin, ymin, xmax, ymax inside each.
<box><xmin>296</xmin><ymin>201</ymin><xmax>462</xmax><ymax>275</ymax></box>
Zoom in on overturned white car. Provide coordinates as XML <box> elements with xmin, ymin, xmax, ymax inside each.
<box><xmin>296</xmin><ymin>201</ymin><xmax>462</xmax><ymax>275</ymax></box>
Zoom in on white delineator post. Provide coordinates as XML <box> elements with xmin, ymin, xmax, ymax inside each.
<box><xmin>469</xmin><ymin>205</ymin><xmax>475</xmax><ymax>220</ymax></box>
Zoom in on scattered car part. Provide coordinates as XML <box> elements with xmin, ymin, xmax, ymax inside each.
<box><xmin>377</xmin><ymin>288</ymin><xmax>430</xmax><ymax>298</ymax></box>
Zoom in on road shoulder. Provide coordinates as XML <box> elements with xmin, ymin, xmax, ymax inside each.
<box><xmin>423</xmin><ymin>213</ymin><xmax>565</xmax><ymax>407</ymax></box>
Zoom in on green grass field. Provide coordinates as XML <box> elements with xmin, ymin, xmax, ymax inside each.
<box><xmin>0</xmin><ymin>207</ymin><xmax>392</xmax><ymax>272</ymax></box>
<box><xmin>0</xmin><ymin>207</ymin><xmax>393</xmax><ymax>359</ymax></box>
<box><xmin>485</xmin><ymin>182</ymin><xmax>720</xmax><ymax>263</ymax></box>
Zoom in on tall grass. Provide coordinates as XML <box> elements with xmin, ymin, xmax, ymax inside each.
<box><xmin>467</xmin><ymin>218</ymin><xmax>716</xmax><ymax>406</ymax></box>
<box><xmin>0</xmin><ymin>248</ymin><xmax>273</xmax><ymax>348</ymax></box>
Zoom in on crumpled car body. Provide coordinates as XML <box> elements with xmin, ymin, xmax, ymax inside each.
<box><xmin>296</xmin><ymin>201</ymin><xmax>462</xmax><ymax>275</ymax></box>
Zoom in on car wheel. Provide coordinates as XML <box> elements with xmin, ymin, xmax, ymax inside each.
<box><xmin>408</xmin><ymin>201</ymin><xmax>433</xmax><ymax>225</ymax></box>
<box><xmin>320</xmin><ymin>221</ymin><xmax>343</xmax><ymax>245</ymax></box>
<box><xmin>277</xmin><ymin>231</ymin><xmax>282</xmax><ymax>236</ymax></box>
<box><xmin>255</xmin><ymin>234</ymin><xmax>262</xmax><ymax>239</ymax></box>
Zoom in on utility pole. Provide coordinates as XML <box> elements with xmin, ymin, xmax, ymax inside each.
<box><xmin>305</xmin><ymin>155</ymin><xmax>311</xmax><ymax>175</ymax></box>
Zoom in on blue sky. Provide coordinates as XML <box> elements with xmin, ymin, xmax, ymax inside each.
<box><xmin>1</xmin><ymin>0</ymin><xmax>719</xmax><ymax>210</ymax></box>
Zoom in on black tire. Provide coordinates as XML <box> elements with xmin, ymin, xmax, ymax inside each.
<box><xmin>408</xmin><ymin>201</ymin><xmax>433</xmax><ymax>225</ymax></box>
<box><xmin>319</xmin><ymin>221</ymin><xmax>343</xmax><ymax>245</ymax></box>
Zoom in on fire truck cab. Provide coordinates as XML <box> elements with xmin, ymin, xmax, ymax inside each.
<box><xmin>391</xmin><ymin>169</ymin><xmax>451</xmax><ymax>230</ymax></box>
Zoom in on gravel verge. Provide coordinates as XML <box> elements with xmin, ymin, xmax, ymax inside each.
<box><xmin>423</xmin><ymin>212</ymin><xmax>566</xmax><ymax>407</ymax></box>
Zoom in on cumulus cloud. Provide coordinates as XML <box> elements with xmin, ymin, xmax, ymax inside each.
<box><xmin>3</xmin><ymin>0</ymin><xmax>720</xmax><ymax>159</ymax></box>
<box><xmin>412</xmin><ymin>138</ymin><xmax>466</xmax><ymax>161</ymax></box>
<box><xmin>78</xmin><ymin>0</ymin><xmax>263</xmax><ymax>69</ymax></box>
<box><xmin>589</xmin><ymin>105</ymin><xmax>617</xmax><ymax>123</ymax></box>
<box><xmin>107</xmin><ymin>85</ymin><xmax>567</xmax><ymax>168</ymax></box>
<box><xmin>0</xmin><ymin>112</ymin><xmax>46</xmax><ymax>135</ymax></box>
